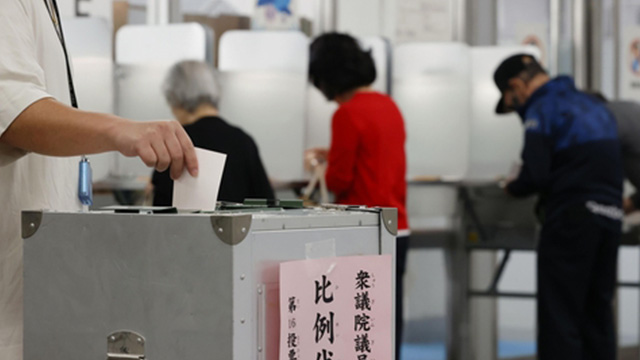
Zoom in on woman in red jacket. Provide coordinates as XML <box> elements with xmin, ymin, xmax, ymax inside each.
<box><xmin>307</xmin><ymin>33</ymin><xmax>410</xmax><ymax>359</ymax></box>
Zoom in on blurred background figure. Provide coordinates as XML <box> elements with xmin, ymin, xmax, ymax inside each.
<box><xmin>152</xmin><ymin>60</ymin><xmax>274</xmax><ymax>205</ymax></box>
<box><xmin>495</xmin><ymin>54</ymin><xmax>623</xmax><ymax>360</ymax></box>
<box><xmin>589</xmin><ymin>92</ymin><xmax>640</xmax><ymax>215</ymax></box>
<box><xmin>306</xmin><ymin>32</ymin><xmax>410</xmax><ymax>360</ymax></box>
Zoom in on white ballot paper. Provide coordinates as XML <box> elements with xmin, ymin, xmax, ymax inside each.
<box><xmin>172</xmin><ymin>148</ymin><xmax>227</xmax><ymax>210</ymax></box>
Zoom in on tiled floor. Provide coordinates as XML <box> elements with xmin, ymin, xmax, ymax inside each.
<box><xmin>401</xmin><ymin>341</ymin><xmax>536</xmax><ymax>360</ymax></box>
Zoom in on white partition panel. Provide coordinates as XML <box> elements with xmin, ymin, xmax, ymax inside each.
<box><xmin>305</xmin><ymin>36</ymin><xmax>390</xmax><ymax>150</ymax></box>
<box><xmin>361</xmin><ymin>36</ymin><xmax>391</xmax><ymax>94</ymax></box>
<box><xmin>114</xmin><ymin>24</ymin><xmax>212</xmax><ymax>179</ymax></box>
<box><xmin>305</xmin><ymin>88</ymin><xmax>337</xmax><ymax>149</ymax></box>
<box><xmin>116</xmin><ymin>64</ymin><xmax>175</xmax><ymax>121</ymax></box>
<box><xmin>64</xmin><ymin>17</ymin><xmax>114</xmax><ymax>181</ymax></box>
<box><xmin>218</xmin><ymin>31</ymin><xmax>308</xmax><ymax>182</ymax></box>
<box><xmin>116</xmin><ymin>24</ymin><xmax>212</xmax><ymax>65</ymax></box>
<box><xmin>466</xmin><ymin>46</ymin><xmax>539</xmax><ymax>181</ymax></box>
<box><xmin>394</xmin><ymin>42</ymin><xmax>470</xmax><ymax>180</ymax></box>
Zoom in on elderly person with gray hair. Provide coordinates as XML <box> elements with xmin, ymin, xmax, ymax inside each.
<box><xmin>152</xmin><ymin>60</ymin><xmax>274</xmax><ymax>204</ymax></box>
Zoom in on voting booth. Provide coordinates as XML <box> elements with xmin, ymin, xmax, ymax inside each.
<box><xmin>466</xmin><ymin>46</ymin><xmax>539</xmax><ymax>181</ymax></box>
<box><xmin>22</xmin><ymin>206</ymin><xmax>396</xmax><ymax>360</ymax></box>
<box><xmin>217</xmin><ymin>31</ymin><xmax>308</xmax><ymax>183</ymax></box>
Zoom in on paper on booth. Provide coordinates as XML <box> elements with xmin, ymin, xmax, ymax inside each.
<box><xmin>172</xmin><ymin>148</ymin><xmax>226</xmax><ymax>210</ymax></box>
<box><xmin>279</xmin><ymin>255</ymin><xmax>393</xmax><ymax>360</ymax></box>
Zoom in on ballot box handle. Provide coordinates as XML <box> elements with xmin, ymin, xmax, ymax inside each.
<box><xmin>107</xmin><ymin>330</ymin><xmax>146</xmax><ymax>360</ymax></box>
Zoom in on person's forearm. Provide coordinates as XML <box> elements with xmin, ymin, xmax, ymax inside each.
<box><xmin>1</xmin><ymin>97</ymin><xmax>199</xmax><ymax>179</ymax></box>
<box><xmin>0</xmin><ymin>98</ymin><xmax>125</xmax><ymax>156</ymax></box>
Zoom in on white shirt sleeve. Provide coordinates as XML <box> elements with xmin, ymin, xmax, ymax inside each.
<box><xmin>0</xmin><ymin>0</ymin><xmax>53</xmax><ymax>164</ymax></box>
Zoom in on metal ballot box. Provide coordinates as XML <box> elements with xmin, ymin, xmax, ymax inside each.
<box><xmin>22</xmin><ymin>205</ymin><xmax>397</xmax><ymax>360</ymax></box>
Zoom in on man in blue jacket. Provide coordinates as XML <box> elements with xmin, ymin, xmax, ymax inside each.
<box><xmin>494</xmin><ymin>54</ymin><xmax>623</xmax><ymax>360</ymax></box>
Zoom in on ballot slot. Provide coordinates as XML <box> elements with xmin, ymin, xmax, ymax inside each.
<box><xmin>218</xmin><ymin>30</ymin><xmax>308</xmax><ymax>182</ymax></box>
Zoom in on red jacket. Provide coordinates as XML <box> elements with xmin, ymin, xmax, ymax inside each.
<box><xmin>326</xmin><ymin>92</ymin><xmax>409</xmax><ymax>232</ymax></box>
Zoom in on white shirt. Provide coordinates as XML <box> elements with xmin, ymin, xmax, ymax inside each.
<box><xmin>0</xmin><ymin>1</ymin><xmax>80</xmax><ymax>359</ymax></box>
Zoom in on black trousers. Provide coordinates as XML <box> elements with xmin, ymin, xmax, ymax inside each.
<box><xmin>396</xmin><ymin>236</ymin><xmax>410</xmax><ymax>360</ymax></box>
<box><xmin>537</xmin><ymin>207</ymin><xmax>620</xmax><ymax>360</ymax></box>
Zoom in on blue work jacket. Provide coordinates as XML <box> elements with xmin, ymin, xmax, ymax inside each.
<box><xmin>506</xmin><ymin>76</ymin><xmax>623</xmax><ymax>223</ymax></box>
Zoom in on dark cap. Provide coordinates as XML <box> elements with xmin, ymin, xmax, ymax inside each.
<box><xmin>493</xmin><ymin>54</ymin><xmax>539</xmax><ymax>114</ymax></box>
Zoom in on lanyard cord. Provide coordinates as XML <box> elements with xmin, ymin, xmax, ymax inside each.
<box><xmin>42</xmin><ymin>1</ymin><xmax>92</xmax><ymax>208</ymax></box>
<box><xmin>43</xmin><ymin>0</ymin><xmax>78</xmax><ymax>109</ymax></box>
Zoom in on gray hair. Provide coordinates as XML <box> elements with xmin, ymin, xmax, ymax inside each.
<box><xmin>162</xmin><ymin>60</ymin><xmax>221</xmax><ymax>113</ymax></box>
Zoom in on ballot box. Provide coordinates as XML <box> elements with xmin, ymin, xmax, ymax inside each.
<box><xmin>22</xmin><ymin>205</ymin><xmax>397</xmax><ymax>360</ymax></box>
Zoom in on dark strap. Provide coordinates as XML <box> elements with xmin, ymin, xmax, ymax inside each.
<box><xmin>43</xmin><ymin>0</ymin><xmax>78</xmax><ymax>109</ymax></box>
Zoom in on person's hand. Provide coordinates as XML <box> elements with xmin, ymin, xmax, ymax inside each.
<box><xmin>496</xmin><ymin>177</ymin><xmax>513</xmax><ymax>196</ymax></box>
<box><xmin>110</xmin><ymin>120</ymin><xmax>198</xmax><ymax>180</ymax></box>
<box><xmin>304</xmin><ymin>147</ymin><xmax>329</xmax><ymax>172</ymax></box>
<box><xmin>623</xmin><ymin>197</ymin><xmax>637</xmax><ymax>215</ymax></box>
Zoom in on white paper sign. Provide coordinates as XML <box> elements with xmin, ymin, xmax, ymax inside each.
<box><xmin>172</xmin><ymin>148</ymin><xmax>226</xmax><ymax>210</ymax></box>
<box><xmin>253</xmin><ymin>0</ymin><xmax>299</xmax><ymax>30</ymax></box>
<box><xmin>279</xmin><ymin>255</ymin><xmax>393</xmax><ymax>360</ymax></box>
<box><xmin>620</xmin><ymin>27</ymin><xmax>640</xmax><ymax>101</ymax></box>
<box><xmin>396</xmin><ymin>0</ymin><xmax>452</xmax><ymax>43</ymax></box>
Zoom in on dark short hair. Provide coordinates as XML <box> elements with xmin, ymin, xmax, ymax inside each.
<box><xmin>309</xmin><ymin>33</ymin><xmax>376</xmax><ymax>100</ymax></box>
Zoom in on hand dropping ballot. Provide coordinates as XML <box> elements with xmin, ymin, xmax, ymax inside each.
<box><xmin>172</xmin><ymin>148</ymin><xmax>227</xmax><ymax>210</ymax></box>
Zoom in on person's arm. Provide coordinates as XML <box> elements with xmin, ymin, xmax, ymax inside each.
<box><xmin>325</xmin><ymin>107</ymin><xmax>359</xmax><ymax>196</ymax></box>
<box><xmin>506</xmin><ymin>115</ymin><xmax>553</xmax><ymax>197</ymax></box>
<box><xmin>622</xmin><ymin>154</ymin><xmax>640</xmax><ymax>214</ymax></box>
<box><xmin>0</xmin><ymin>2</ymin><xmax>197</xmax><ymax>179</ymax></box>
<box><xmin>621</xmin><ymin>147</ymin><xmax>640</xmax><ymax>214</ymax></box>
<box><xmin>624</xmin><ymin>196</ymin><xmax>638</xmax><ymax>214</ymax></box>
<box><xmin>1</xmin><ymin>98</ymin><xmax>198</xmax><ymax>179</ymax></box>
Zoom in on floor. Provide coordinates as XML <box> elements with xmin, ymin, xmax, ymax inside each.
<box><xmin>401</xmin><ymin>341</ymin><xmax>536</xmax><ymax>360</ymax></box>
<box><xmin>402</xmin><ymin>343</ymin><xmax>640</xmax><ymax>360</ymax></box>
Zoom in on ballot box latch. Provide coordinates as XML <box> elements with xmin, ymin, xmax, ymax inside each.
<box><xmin>107</xmin><ymin>330</ymin><xmax>146</xmax><ymax>360</ymax></box>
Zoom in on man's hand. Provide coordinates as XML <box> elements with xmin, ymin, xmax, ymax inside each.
<box><xmin>110</xmin><ymin>120</ymin><xmax>198</xmax><ymax>180</ymax></box>
<box><xmin>623</xmin><ymin>197</ymin><xmax>637</xmax><ymax>215</ymax></box>
<box><xmin>0</xmin><ymin>98</ymin><xmax>198</xmax><ymax>179</ymax></box>
<box><xmin>499</xmin><ymin>179</ymin><xmax>513</xmax><ymax>196</ymax></box>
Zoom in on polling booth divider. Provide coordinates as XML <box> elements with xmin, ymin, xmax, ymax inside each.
<box><xmin>113</xmin><ymin>23</ymin><xmax>213</xmax><ymax>184</ymax></box>
<box><xmin>217</xmin><ymin>31</ymin><xmax>309</xmax><ymax>185</ymax></box>
<box><xmin>393</xmin><ymin>43</ymin><xmax>470</xmax><ymax>233</ymax></box>
<box><xmin>466</xmin><ymin>46</ymin><xmax>539</xmax><ymax>182</ymax></box>
<box><xmin>63</xmin><ymin>17</ymin><xmax>115</xmax><ymax>182</ymax></box>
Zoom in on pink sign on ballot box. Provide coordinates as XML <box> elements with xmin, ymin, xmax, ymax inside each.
<box><xmin>279</xmin><ymin>255</ymin><xmax>393</xmax><ymax>360</ymax></box>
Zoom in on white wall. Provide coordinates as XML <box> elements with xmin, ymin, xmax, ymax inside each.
<box><xmin>58</xmin><ymin>0</ymin><xmax>323</xmax><ymax>26</ymax></box>
<box><xmin>58</xmin><ymin>0</ymin><xmax>113</xmax><ymax>22</ymax></box>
